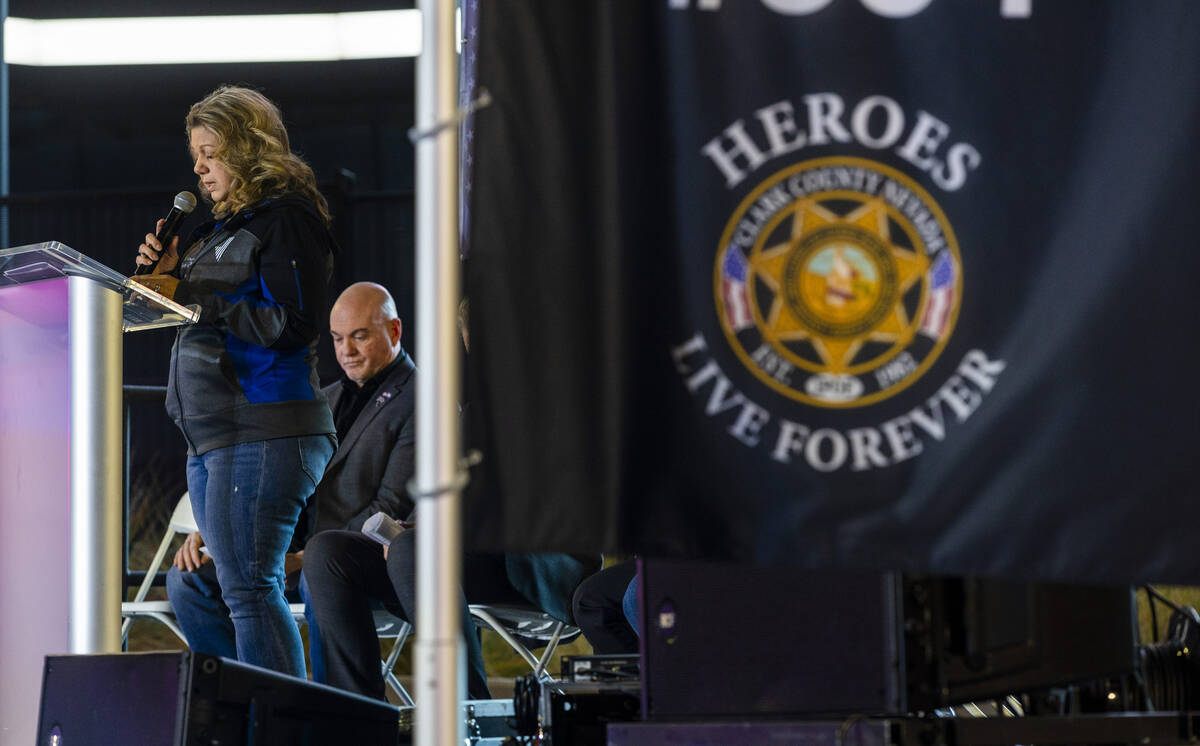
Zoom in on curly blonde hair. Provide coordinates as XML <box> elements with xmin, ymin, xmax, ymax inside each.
<box><xmin>186</xmin><ymin>85</ymin><xmax>331</xmax><ymax>226</ymax></box>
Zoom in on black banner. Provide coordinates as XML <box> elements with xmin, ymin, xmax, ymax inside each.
<box><xmin>464</xmin><ymin>0</ymin><xmax>1200</xmax><ymax>583</ymax></box>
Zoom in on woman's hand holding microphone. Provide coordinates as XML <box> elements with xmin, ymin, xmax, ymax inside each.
<box><xmin>130</xmin><ymin>218</ymin><xmax>181</xmax><ymax>299</ymax></box>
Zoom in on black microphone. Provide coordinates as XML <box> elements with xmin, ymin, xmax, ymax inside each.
<box><xmin>135</xmin><ymin>190</ymin><xmax>197</xmax><ymax>275</ymax></box>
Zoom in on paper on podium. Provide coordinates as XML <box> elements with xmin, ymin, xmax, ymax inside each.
<box><xmin>0</xmin><ymin>240</ymin><xmax>199</xmax><ymax>332</ymax></box>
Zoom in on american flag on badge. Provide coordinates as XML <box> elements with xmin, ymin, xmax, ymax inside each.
<box><xmin>721</xmin><ymin>245</ymin><xmax>754</xmax><ymax>331</ymax></box>
<box><xmin>920</xmin><ymin>252</ymin><xmax>955</xmax><ymax>338</ymax></box>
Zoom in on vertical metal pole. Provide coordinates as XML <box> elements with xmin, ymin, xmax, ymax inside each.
<box><xmin>1</xmin><ymin>0</ymin><xmax>11</xmax><ymax>249</ymax></box>
<box><xmin>68</xmin><ymin>276</ymin><xmax>123</xmax><ymax>653</ymax></box>
<box><xmin>414</xmin><ymin>0</ymin><xmax>463</xmax><ymax>744</ymax></box>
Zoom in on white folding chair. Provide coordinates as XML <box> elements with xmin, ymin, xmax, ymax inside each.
<box><xmin>121</xmin><ymin>492</ymin><xmax>196</xmax><ymax>647</ymax></box>
<box><xmin>468</xmin><ymin>604</ymin><xmax>581</xmax><ymax>682</ymax></box>
<box><xmin>375</xmin><ymin>608</ymin><xmax>414</xmax><ymax>705</ymax></box>
<box><xmin>369</xmin><ymin>603</ymin><xmax>577</xmax><ymax>705</ymax></box>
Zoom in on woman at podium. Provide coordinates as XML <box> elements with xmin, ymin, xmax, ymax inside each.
<box><xmin>130</xmin><ymin>85</ymin><xmax>337</xmax><ymax>679</ymax></box>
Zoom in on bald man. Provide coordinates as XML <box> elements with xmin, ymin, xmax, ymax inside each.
<box><xmin>166</xmin><ymin>282</ymin><xmax>416</xmax><ymax>679</ymax></box>
<box><xmin>304</xmin><ymin>288</ymin><xmax>598</xmax><ymax>702</ymax></box>
<box><xmin>308</xmin><ymin>282</ymin><xmax>415</xmax><ymax>535</ymax></box>
<box><xmin>302</xmin><ymin>282</ymin><xmax>498</xmax><ymax>700</ymax></box>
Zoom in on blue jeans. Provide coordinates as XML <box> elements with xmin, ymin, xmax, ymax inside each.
<box><xmin>622</xmin><ymin>574</ymin><xmax>639</xmax><ymax>636</ymax></box>
<box><xmin>186</xmin><ymin>434</ymin><xmax>334</xmax><ymax>677</ymax></box>
<box><xmin>165</xmin><ymin>563</ymin><xmax>325</xmax><ymax>678</ymax></box>
<box><xmin>165</xmin><ymin>562</ymin><xmax>236</xmax><ymax>659</ymax></box>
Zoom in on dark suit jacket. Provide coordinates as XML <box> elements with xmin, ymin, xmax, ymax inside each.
<box><xmin>306</xmin><ymin>350</ymin><xmax>417</xmax><ymax>535</ymax></box>
<box><xmin>306</xmin><ymin>348</ymin><xmax>596</xmax><ymax>623</ymax></box>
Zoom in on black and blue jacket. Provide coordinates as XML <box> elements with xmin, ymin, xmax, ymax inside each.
<box><xmin>166</xmin><ymin>194</ymin><xmax>336</xmax><ymax>456</ymax></box>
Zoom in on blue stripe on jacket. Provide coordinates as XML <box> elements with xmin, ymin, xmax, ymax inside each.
<box><xmin>217</xmin><ymin>276</ymin><xmax>316</xmax><ymax>403</ymax></box>
<box><xmin>226</xmin><ymin>337</ymin><xmax>314</xmax><ymax>403</ymax></box>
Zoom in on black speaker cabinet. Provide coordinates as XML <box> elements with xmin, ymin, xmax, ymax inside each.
<box><xmin>639</xmin><ymin>559</ymin><xmax>905</xmax><ymax>719</ymax></box>
<box><xmin>638</xmin><ymin>560</ymin><xmax>1136</xmax><ymax>720</ymax></box>
<box><xmin>37</xmin><ymin>651</ymin><xmax>400</xmax><ymax>746</ymax></box>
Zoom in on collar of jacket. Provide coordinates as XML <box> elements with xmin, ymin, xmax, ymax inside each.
<box><xmin>185</xmin><ymin>192</ymin><xmax>323</xmax><ymax>244</ymax></box>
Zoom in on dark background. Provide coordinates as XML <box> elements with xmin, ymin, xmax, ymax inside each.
<box><xmin>4</xmin><ymin>1</ymin><xmax>422</xmax><ymax>504</ymax></box>
<box><xmin>5</xmin><ymin>0</ymin><xmax>419</xmax><ymax>379</ymax></box>
<box><xmin>8</xmin><ymin>1</ymin><xmax>417</xmax><ymax>194</ymax></box>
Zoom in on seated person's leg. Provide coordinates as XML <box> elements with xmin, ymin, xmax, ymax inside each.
<box><xmin>463</xmin><ymin>551</ymin><xmax>533</xmax><ymax>699</ymax></box>
<box><xmin>385</xmin><ymin>532</ymin><xmax>494</xmax><ymax>700</ymax></box>
<box><xmin>165</xmin><ymin>562</ymin><xmax>237</xmax><ymax>659</ymax></box>
<box><xmin>297</xmin><ymin>571</ymin><xmax>325</xmax><ymax>683</ymax></box>
<box><xmin>304</xmin><ymin>529</ymin><xmax>398</xmax><ymax>698</ymax></box>
<box><xmin>572</xmin><ymin>561</ymin><xmax>639</xmax><ymax>654</ymax></box>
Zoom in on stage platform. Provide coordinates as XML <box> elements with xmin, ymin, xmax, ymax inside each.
<box><xmin>607</xmin><ymin>713</ymin><xmax>1200</xmax><ymax>746</ymax></box>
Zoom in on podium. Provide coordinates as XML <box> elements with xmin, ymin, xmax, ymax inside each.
<box><xmin>0</xmin><ymin>242</ymin><xmax>197</xmax><ymax>744</ymax></box>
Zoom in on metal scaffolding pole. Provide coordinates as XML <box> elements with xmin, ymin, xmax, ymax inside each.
<box><xmin>413</xmin><ymin>0</ymin><xmax>463</xmax><ymax>744</ymax></box>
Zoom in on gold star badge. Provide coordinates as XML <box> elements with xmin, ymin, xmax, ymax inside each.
<box><xmin>749</xmin><ymin>197</ymin><xmax>929</xmax><ymax>374</ymax></box>
<box><xmin>715</xmin><ymin>157</ymin><xmax>962</xmax><ymax>408</ymax></box>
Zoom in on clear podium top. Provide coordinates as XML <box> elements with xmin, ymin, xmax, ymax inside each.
<box><xmin>0</xmin><ymin>241</ymin><xmax>199</xmax><ymax>332</ymax></box>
